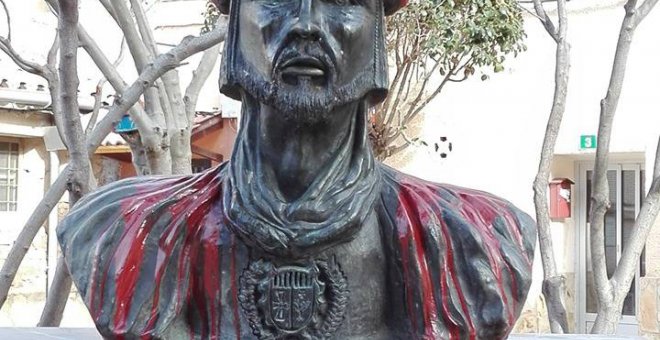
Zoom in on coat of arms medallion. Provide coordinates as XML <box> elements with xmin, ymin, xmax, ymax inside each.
<box><xmin>239</xmin><ymin>258</ymin><xmax>348</xmax><ymax>339</ymax></box>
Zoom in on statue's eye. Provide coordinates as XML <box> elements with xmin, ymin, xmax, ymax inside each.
<box><xmin>329</xmin><ymin>0</ymin><xmax>360</xmax><ymax>6</ymax></box>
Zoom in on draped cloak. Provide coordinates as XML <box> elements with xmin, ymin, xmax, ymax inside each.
<box><xmin>58</xmin><ymin>164</ymin><xmax>535</xmax><ymax>340</ymax></box>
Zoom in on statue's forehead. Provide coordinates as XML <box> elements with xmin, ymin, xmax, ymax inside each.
<box><xmin>213</xmin><ymin>0</ymin><xmax>407</xmax><ymax>15</ymax></box>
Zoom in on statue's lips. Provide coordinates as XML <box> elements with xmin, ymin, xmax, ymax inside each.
<box><xmin>278</xmin><ymin>57</ymin><xmax>327</xmax><ymax>78</ymax></box>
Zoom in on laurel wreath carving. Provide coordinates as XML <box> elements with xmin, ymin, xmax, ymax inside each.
<box><xmin>238</xmin><ymin>260</ymin><xmax>276</xmax><ymax>340</ymax></box>
<box><xmin>311</xmin><ymin>257</ymin><xmax>349</xmax><ymax>339</ymax></box>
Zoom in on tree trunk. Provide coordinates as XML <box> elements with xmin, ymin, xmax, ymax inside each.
<box><xmin>171</xmin><ymin>129</ymin><xmax>192</xmax><ymax>175</ymax></box>
<box><xmin>531</xmin><ymin>0</ymin><xmax>570</xmax><ymax>332</ymax></box>
<box><xmin>99</xmin><ymin>156</ymin><xmax>121</xmax><ymax>186</ymax></box>
<box><xmin>0</xmin><ymin>174</ymin><xmax>67</xmax><ymax>309</ymax></box>
<box><xmin>591</xmin><ymin>302</ymin><xmax>623</xmax><ymax>334</ymax></box>
<box><xmin>145</xmin><ymin>139</ymin><xmax>172</xmax><ymax>175</ymax></box>
<box><xmin>589</xmin><ymin>0</ymin><xmax>659</xmax><ymax>333</ymax></box>
<box><xmin>37</xmin><ymin>0</ymin><xmax>90</xmax><ymax>326</ymax></box>
<box><xmin>589</xmin><ymin>3</ymin><xmax>636</xmax><ymax>333</ymax></box>
<box><xmin>37</xmin><ymin>256</ymin><xmax>72</xmax><ymax>326</ymax></box>
<box><xmin>176</xmin><ymin>43</ymin><xmax>222</xmax><ymax>174</ymax></box>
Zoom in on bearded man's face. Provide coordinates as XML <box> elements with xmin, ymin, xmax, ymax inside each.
<box><xmin>232</xmin><ymin>0</ymin><xmax>383</xmax><ymax>124</ymax></box>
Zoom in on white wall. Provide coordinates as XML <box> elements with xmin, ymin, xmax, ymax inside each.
<box><xmin>388</xmin><ymin>0</ymin><xmax>660</xmax><ymax>331</ymax></box>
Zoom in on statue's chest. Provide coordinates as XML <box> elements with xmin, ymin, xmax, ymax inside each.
<box><xmin>204</xmin><ymin>212</ymin><xmax>389</xmax><ymax>339</ymax></box>
<box><xmin>323</xmin><ymin>213</ymin><xmax>390</xmax><ymax>339</ymax></box>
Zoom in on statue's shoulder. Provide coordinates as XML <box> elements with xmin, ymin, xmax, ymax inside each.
<box><xmin>58</xmin><ymin>163</ymin><xmax>228</xmax><ymax>271</ymax></box>
<box><xmin>378</xmin><ymin>163</ymin><xmax>535</xmax><ymax>247</ymax></box>
<box><xmin>56</xmin><ymin>164</ymin><xmax>228</xmax><ymax>337</ymax></box>
<box><xmin>376</xmin><ymin>164</ymin><xmax>536</xmax><ymax>338</ymax></box>
<box><xmin>57</xmin><ymin>164</ymin><xmax>227</xmax><ymax>249</ymax></box>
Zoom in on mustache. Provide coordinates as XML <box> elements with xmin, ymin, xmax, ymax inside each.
<box><xmin>272</xmin><ymin>37</ymin><xmax>337</xmax><ymax>76</ymax></box>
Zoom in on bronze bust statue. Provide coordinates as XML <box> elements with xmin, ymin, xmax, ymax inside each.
<box><xmin>58</xmin><ymin>0</ymin><xmax>536</xmax><ymax>338</ymax></box>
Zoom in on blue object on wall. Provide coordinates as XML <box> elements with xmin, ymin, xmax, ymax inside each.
<box><xmin>115</xmin><ymin>114</ymin><xmax>137</xmax><ymax>133</ymax></box>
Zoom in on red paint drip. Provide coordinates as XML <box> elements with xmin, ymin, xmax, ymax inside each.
<box><xmin>230</xmin><ymin>235</ymin><xmax>241</xmax><ymax>339</ymax></box>
<box><xmin>112</xmin><ymin>200</ymin><xmax>159</xmax><ymax>332</ymax></box>
<box><xmin>89</xmin><ymin>171</ymin><xmax>224</xmax><ymax>336</ymax></box>
<box><xmin>92</xmin><ymin>177</ymin><xmax>183</xmax><ymax>321</ymax></box>
<box><xmin>402</xmin><ymin>179</ymin><xmax>476</xmax><ymax>339</ymax></box>
<box><xmin>455</xmin><ymin>189</ymin><xmax>521</xmax><ymax>325</ymax></box>
<box><xmin>437</xmin><ymin>213</ymin><xmax>475</xmax><ymax>340</ymax></box>
<box><xmin>397</xmin><ymin>185</ymin><xmax>440</xmax><ymax>339</ymax></box>
<box><xmin>88</xmin><ymin>209</ymin><xmax>127</xmax><ymax>319</ymax></box>
<box><xmin>201</xmin><ymin>219</ymin><xmax>222</xmax><ymax>339</ymax></box>
<box><xmin>396</xmin><ymin>219</ymin><xmax>417</xmax><ymax>334</ymax></box>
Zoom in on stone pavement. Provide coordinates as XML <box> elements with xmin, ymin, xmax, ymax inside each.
<box><xmin>0</xmin><ymin>328</ymin><xmax>101</xmax><ymax>339</ymax></box>
<box><xmin>509</xmin><ymin>335</ymin><xmax>643</xmax><ymax>339</ymax></box>
<box><xmin>0</xmin><ymin>328</ymin><xmax>645</xmax><ymax>339</ymax></box>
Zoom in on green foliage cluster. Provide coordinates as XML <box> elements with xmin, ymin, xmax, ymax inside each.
<box><xmin>202</xmin><ymin>0</ymin><xmax>220</xmax><ymax>34</ymax></box>
<box><xmin>386</xmin><ymin>0</ymin><xmax>526</xmax><ymax>76</ymax></box>
<box><xmin>371</xmin><ymin>0</ymin><xmax>526</xmax><ymax>159</ymax></box>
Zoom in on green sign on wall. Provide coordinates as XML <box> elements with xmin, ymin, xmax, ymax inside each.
<box><xmin>580</xmin><ymin>135</ymin><xmax>597</xmax><ymax>149</ymax></box>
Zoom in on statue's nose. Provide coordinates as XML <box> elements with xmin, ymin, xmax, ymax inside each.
<box><xmin>292</xmin><ymin>0</ymin><xmax>321</xmax><ymax>40</ymax></box>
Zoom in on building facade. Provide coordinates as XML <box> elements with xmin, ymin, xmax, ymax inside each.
<box><xmin>388</xmin><ymin>0</ymin><xmax>660</xmax><ymax>336</ymax></box>
<box><xmin>0</xmin><ymin>0</ymin><xmax>237</xmax><ymax>327</ymax></box>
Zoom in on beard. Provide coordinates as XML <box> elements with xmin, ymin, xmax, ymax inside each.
<box><xmin>231</xmin><ymin>50</ymin><xmax>379</xmax><ymax>127</ymax></box>
<box><xmin>270</xmin><ymin>78</ymin><xmax>338</xmax><ymax>125</ymax></box>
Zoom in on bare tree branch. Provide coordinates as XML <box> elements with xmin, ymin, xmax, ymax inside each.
<box><xmin>46</xmin><ymin>34</ymin><xmax>59</xmax><ymax>67</ymax></box>
<box><xmin>130</xmin><ymin>0</ymin><xmax>159</xmax><ymax>57</ymax></box>
<box><xmin>109</xmin><ymin>0</ymin><xmax>150</xmax><ymax>72</ymax></box>
<box><xmin>85</xmin><ymin>80</ymin><xmax>105</xmax><ymax>136</ymax></box>
<box><xmin>517</xmin><ymin>2</ymin><xmax>544</xmax><ymax>21</ymax></box>
<box><xmin>654</xmin><ymin>136</ymin><xmax>660</xmax><ymax>180</ymax></box>
<box><xmin>38</xmin><ymin>256</ymin><xmax>71</xmax><ymax>326</ymax></box>
<box><xmin>610</xmin><ymin>174</ymin><xmax>660</xmax><ymax>317</ymax></box>
<box><xmin>109</xmin><ymin>0</ymin><xmax>174</xmax><ymax>174</ymax></box>
<box><xmin>0</xmin><ymin>20</ymin><xmax>68</xmax><ymax>149</ymax></box>
<box><xmin>0</xmin><ymin>37</ymin><xmax>45</xmax><ymax>75</ymax></box>
<box><xmin>44</xmin><ymin>0</ymin><xmax>156</xmax><ymax>138</ymax></box>
<box><xmin>590</xmin><ymin>0</ymin><xmax>658</xmax><ymax>333</ymax></box>
<box><xmin>97</xmin><ymin>0</ymin><xmax>119</xmax><ymax>28</ymax></box>
<box><xmin>43</xmin><ymin>32</ymin><xmax>69</xmax><ymax>149</ymax></box>
<box><xmin>86</xmin><ymin>21</ymin><xmax>228</xmax><ymax>154</ymax></box>
<box><xmin>122</xmin><ymin>131</ymin><xmax>151</xmax><ymax>175</ymax></box>
<box><xmin>384</xmin><ymin>60</ymin><xmax>414</xmax><ymax>127</ymax></box>
<box><xmin>184</xmin><ymin>43</ymin><xmax>221</xmax><ymax>124</ymax></box>
<box><xmin>86</xmin><ymin>38</ymin><xmax>125</xmax><ymax>136</ymax></box>
<box><xmin>38</xmin><ymin>0</ymin><xmax>90</xmax><ymax>325</ymax></box>
<box><xmin>0</xmin><ymin>17</ymin><xmax>228</xmax><ymax>314</ymax></box>
<box><xmin>128</xmin><ymin>0</ymin><xmax>178</xmax><ymax>133</ymax></box>
<box><xmin>76</xmin><ymin>27</ymin><xmax>129</xmax><ymax>89</ymax></box>
<box><xmin>590</xmin><ymin>2</ymin><xmax>638</xmax><ymax>321</ymax></box>
<box><xmin>403</xmin><ymin>56</ymin><xmax>467</xmax><ymax>126</ymax></box>
<box><xmin>79</xmin><ymin>28</ymin><xmax>155</xmax><ymax>141</ymax></box>
<box><xmin>531</xmin><ymin>0</ymin><xmax>570</xmax><ymax>333</ymax></box>
<box><xmin>174</xmin><ymin>42</ymin><xmax>221</xmax><ymax>175</ymax></box>
<box><xmin>0</xmin><ymin>174</ymin><xmax>67</xmax><ymax>310</ymax></box>
<box><xmin>634</xmin><ymin>0</ymin><xmax>659</xmax><ymax>26</ymax></box>
<box><xmin>0</xmin><ymin>0</ymin><xmax>11</xmax><ymax>41</ymax></box>
<box><xmin>532</xmin><ymin>0</ymin><xmax>559</xmax><ymax>42</ymax></box>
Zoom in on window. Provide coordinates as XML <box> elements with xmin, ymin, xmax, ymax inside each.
<box><xmin>192</xmin><ymin>158</ymin><xmax>212</xmax><ymax>174</ymax></box>
<box><xmin>0</xmin><ymin>142</ymin><xmax>19</xmax><ymax>211</ymax></box>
